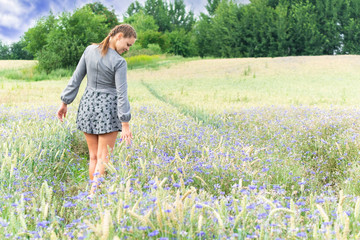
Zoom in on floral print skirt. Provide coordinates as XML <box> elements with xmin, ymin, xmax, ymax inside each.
<box><xmin>76</xmin><ymin>88</ymin><xmax>122</xmax><ymax>134</ymax></box>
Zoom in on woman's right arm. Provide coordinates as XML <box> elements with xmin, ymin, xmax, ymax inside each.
<box><xmin>60</xmin><ymin>48</ymin><xmax>87</xmax><ymax>104</ymax></box>
<box><xmin>57</xmin><ymin>47</ymin><xmax>88</xmax><ymax>121</ymax></box>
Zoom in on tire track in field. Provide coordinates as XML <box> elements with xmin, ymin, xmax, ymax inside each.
<box><xmin>140</xmin><ymin>80</ymin><xmax>222</xmax><ymax>128</ymax></box>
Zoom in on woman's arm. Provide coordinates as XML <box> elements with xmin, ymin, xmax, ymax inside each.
<box><xmin>60</xmin><ymin>49</ymin><xmax>87</xmax><ymax>104</ymax></box>
<box><xmin>57</xmin><ymin>47</ymin><xmax>88</xmax><ymax>122</ymax></box>
<box><xmin>115</xmin><ymin>59</ymin><xmax>132</xmax><ymax>145</ymax></box>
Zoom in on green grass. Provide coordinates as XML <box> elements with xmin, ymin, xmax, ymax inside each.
<box><xmin>0</xmin><ymin>65</ymin><xmax>74</xmax><ymax>81</ymax></box>
<box><xmin>1</xmin><ymin>56</ymin><xmax>360</xmax><ymax>239</ymax></box>
<box><xmin>0</xmin><ymin>54</ymin><xmax>195</xmax><ymax>81</ymax></box>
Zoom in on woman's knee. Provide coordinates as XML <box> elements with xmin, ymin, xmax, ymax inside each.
<box><xmin>97</xmin><ymin>150</ymin><xmax>110</xmax><ymax>162</ymax></box>
<box><xmin>89</xmin><ymin>153</ymin><xmax>97</xmax><ymax>162</ymax></box>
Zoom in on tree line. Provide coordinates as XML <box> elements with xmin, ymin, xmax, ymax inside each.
<box><xmin>1</xmin><ymin>0</ymin><xmax>360</xmax><ymax>72</ymax></box>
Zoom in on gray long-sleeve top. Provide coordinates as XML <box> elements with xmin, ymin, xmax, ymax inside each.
<box><xmin>61</xmin><ymin>45</ymin><xmax>131</xmax><ymax>122</ymax></box>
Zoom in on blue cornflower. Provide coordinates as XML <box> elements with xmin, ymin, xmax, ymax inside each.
<box><xmin>37</xmin><ymin>221</ymin><xmax>50</xmax><ymax>228</ymax></box>
<box><xmin>148</xmin><ymin>230</ymin><xmax>159</xmax><ymax>237</ymax></box>
<box><xmin>296</xmin><ymin>232</ymin><xmax>307</xmax><ymax>238</ymax></box>
<box><xmin>64</xmin><ymin>201</ymin><xmax>76</xmax><ymax>208</ymax></box>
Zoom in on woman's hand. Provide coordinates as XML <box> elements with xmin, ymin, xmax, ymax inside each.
<box><xmin>121</xmin><ymin>122</ymin><xmax>133</xmax><ymax>145</ymax></box>
<box><xmin>57</xmin><ymin>102</ymin><xmax>67</xmax><ymax>122</ymax></box>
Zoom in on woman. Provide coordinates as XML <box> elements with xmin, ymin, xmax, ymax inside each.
<box><xmin>57</xmin><ymin>24</ymin><xmax>136</xmax><ymax>194</ymax></box>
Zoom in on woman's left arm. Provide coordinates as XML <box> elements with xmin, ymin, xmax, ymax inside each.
<box><xmin>115</xmin><ymin>59</ymin><xmax>132</xmax><ymax>144</ymax></box>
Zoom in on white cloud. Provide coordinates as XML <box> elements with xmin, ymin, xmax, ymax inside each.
<box><xmin>0</xmin><ymin>14</ymin><xmax>24</xmax><ymax>28</ymax></box>
<box><xmin>0</xmin><ymin>0</ymin><xmax>25</xmax><ymax>15</ymax></box>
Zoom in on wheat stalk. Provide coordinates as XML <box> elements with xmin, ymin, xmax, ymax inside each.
<box><xmin>290</xmin><ymin>199</ymin><xmax>296</xmax><ymax>231</ymax></box>
<box><xmin>313</xmin><ymin>223</ymin><xmax>318</xmax><ymax>239</ymax></box>
<box><xmin>128</xmin><ymin>209</ymin><xmax>155</xmax><ymax>229</ymax></box>
<box><xmin>200</xmin><ymin>204</ymin><xmax>224</xmax><ymax>230</ymax></box>
<box><xmin>84</xmin><ymin>219</ymin><xmax>101</xmax><ymax>235</ymax></box>
<box><xmin>198</xmin><ymin>214</ymin><xmax>203</xmax><ymax>232</ymax></box>
<box><xmin>343</xmin><ymin>213</ymin><xmax>350</xmax><ymax>239</ymax></box>
<box><xmin>316</xmin><ymin>204</ymin><xmax>329</xmax><ymax>222</ymax></box>
<box><xmin>181</xmin><ymin>190</ymin><xmax>192</xmax><ymax>202</ymax></box>
<box><xmin>355</xmin><ymin>198</ymin><xmax>360</xmax><ymax>220</ymax></box>
<box><xmin>116</xmin><ymin>199</ymin><xmax>123</xmax><ymax>224</ymax></box>
<box><xmin>131</xmin><ymin>197</ymin><xmax>142</xmax><ymax>212</ymax></box>
<box><xmin>268</xmin><ymin>208</ymin><xmax>295</xmax><ymax>219</ymax></box>
<box><xmin>335</xmin><ymin>223</ymin><xmax>341</xmax><ymax>240</ymax></box>
<box><xmin>156</xmin><ymin>194</ymin><xmax>164</xmax><ymax>230</ymax></box>
<box><xmin>261</xmin><ymin>196</ymin><xmax>276</xmax><ymax>209</ymax></box>
<box><xmin>101</xmin><ymin>210</ymin><xmax>111</xmax><ymax>240</ymax></box>
<box><xmin>50</xmin><ymin>231</ymin><xmax>57</xmax><ymax>240</ymax></box>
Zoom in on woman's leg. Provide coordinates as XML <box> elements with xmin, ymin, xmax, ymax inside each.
<box><xmin>90</xmin><ymin>131</ymin><xmax>118</xmax><ymax>194</ymax></box>
<box><xmin>83</xmin><ymin>133</ymin><xmax>99</xmax><ymax>181</ymax></box>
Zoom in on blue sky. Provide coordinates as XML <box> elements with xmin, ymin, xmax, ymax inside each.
<box><xmin>0</xmin><ymin>0</ymin><xmax>211</xmax><ymax>44</ymax></box>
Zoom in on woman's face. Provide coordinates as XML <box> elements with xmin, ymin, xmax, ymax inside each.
<box><xmin>115</xmin><ymin>34</ymin><xmax>136</xmax><ymax>55</ymax></box>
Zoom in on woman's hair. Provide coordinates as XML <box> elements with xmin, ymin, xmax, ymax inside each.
<box><xmin>98</xmin><ymin>24</ymin><xmax>137</xmax><ymax>56</ymax></box>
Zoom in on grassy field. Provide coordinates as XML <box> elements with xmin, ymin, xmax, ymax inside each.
<box><xmin>1</xmin><ymin>56</ymin><xmax>360</xmax><ymax>239</ymax></box>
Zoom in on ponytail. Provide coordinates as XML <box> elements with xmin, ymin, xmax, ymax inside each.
<box><xmin>98</xmin><ymin>24</ymin><xmax>137</xmax><ymax>56</ymax></box>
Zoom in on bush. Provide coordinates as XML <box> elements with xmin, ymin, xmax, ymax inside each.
<box><xmin>125</xmin><ymin>54</ymin><xmax>160</xmax><ymax>69</ymax></box>
<box><xmin>125</xmin><ymin>43</ymin><xmax>163</xmax><ymax>57</ymax></box>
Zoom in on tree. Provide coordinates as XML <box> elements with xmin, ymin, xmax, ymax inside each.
<box><xmin>0</xmin><ymin>41</ymin><xmax>10</xmax><ymax>59</ymax></box>
<box><xmin>23</xmin><ymin>13</ymin><xmax>56</xmax><ymax>57</ymax></box>
<box><xmin>144</xmin><ymin>0</ymin><xmax>172</xmax><ymax>32</ymax></box>
<box><xmin>87</xmin><ymin>2</ymin><xmax>119</xmax><ymax>27</ymax></box>
<box><xmin>275</xmin><ymin>1</ymin><xmax>291</xmax><ymax>56</ymax></box>
<box><xmin>125</xmin><ymin>1</ymin><xmax>144</xmax><ymax>17</ymax></box>
<box><xmin>37</xmin><ymin>7</ymin><xmax>110</xmax><ymax>72</ymax></box>
<box><xmin>313</xmin><ymin>0</ymin><xmax>344</xmax><ymax>54</ymax></box>
<box><xmin>168</xmin><ymin>0</ymin><xmax>195</xmax><ymax>32</ymax></box>
<box><xmin>165</xmin><ymin>28</ymin><xmax>197</xmax><ymax>57</ymax></box>
<box><xmin>124</xmin><ymin>11</ymin><xmax>159</xmax><ymax>34</ymax></box>
<box><xmin>205</xmin><ymin>0</ymin><xmax>221</xmax><ymax>15</ymax></box>
<box><xmin>288</xmin><ymin>2</ymin><xmax>325</xmax><ymax>55</ymax></box>
<box><xmin>194</xmin><ymin>13</ymin><xmax>214</xmax><ymax>57</ymax></box>
<box><xmin>10</xmin><ymin>39</ymin><xmax>33</xmax><ymax>60</ymax></box>
<box><xmin>342</xmin><ymin>0</ymin><xmax>360</xmax><ymax>54</ymax></box>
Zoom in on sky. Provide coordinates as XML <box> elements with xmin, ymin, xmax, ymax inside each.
<box><xmin>0</xmin><ymin>0</ymin><xmax>211</xmax><ymax>44</ymax></box>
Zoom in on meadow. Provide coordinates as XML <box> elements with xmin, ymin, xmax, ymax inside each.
<box><xmin>1</xmin><ymin>55</ymin><xmax>360</xmax><ymax>239</ymax></box>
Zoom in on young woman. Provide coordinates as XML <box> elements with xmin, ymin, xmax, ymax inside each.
<box><xmin>57</xmin><ymin>24</ymin><xmax>136</xmax><ymax>194</ymax></box>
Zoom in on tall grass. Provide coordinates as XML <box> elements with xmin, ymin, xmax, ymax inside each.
<box><xmin>1</xmin><ymin>56</ymin><xmax>360</xmax><ymax>239</ymax></box>
<box><xmin>0</xmin><ymin>66</ymin><xmax>74</xmax><ymax>81</ymax></box>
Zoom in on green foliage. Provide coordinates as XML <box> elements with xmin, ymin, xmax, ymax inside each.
<box><xmin>16</xmin><ymin>0</ymin><xmax>360</xmax><ymax>67</ymax></box>
<box><xmin>144</xmin><ymin>0</ymin><xmax>172</xmax><ymax>32</ymax></box>
<box><xmin>125</xmin><ymin>54</ymin><xmax>161</xmax><ymax>69</ymax></box>
<box><xmin>37</xmin><ymin>6</ymin><xmax>110</xmax><ymax>73</ymax></box>
<box><xmin>125</xmin><ymin>0</ymin><xmax>144</xmax><ymax>17</ymax></box>
<box><xmin>342</xmin><ymin>0</ymin><xmax>360</xmax><ymax>54</ymax></box>
<box><xmin>87</xmin><ymin>2</ymin><xmax>119</xmax><ymax>27</ymax></box>
<box><xmin>138</xmin><ymin>30</ymin><xmax>167</xmax><ymax>50</ymax></box>
<box><xmin>9</xmin><ymin>39</ymin><xmax>33</xmax><ymax>60</ymax></box>
<box><xmin>287</xmin><ymin>2</ymin><xmax>324</xmax><ymax>55</ymax></box>
<box><xmin>168</xmin><ymin>0</ymin><xmax>196</xmax><ymax>32</ymax></box>
<box><xmin>125</xmin><ymin>43</ymin><xmax>163</xmax><ymax>57</ymax></box>
<box><xmin>164</xmin><ymin>29</ymin><xmax>197</xmax><ymax>57</ymax></box>
<box><xmin>0</xmin><ymin>41</ymin><xmax>10</xmax><ymax>59</ymax></box>
<box><xmin>23</xmin><ymin>13</ymin><xmax>56</xmax><ymax>57</ymax></box>
<box><xmin>124</xmin><ymin>11</ymin><xmax>159</xmax><ymax>34</ymax></box>
<box><xmin>205</xmin><ymin>0</ymin><xmax>221</xmax><ymax>15</ymax></box>
<box><xmin>211</xmin><ymin>0</ymin><xmax>244</xmax><ymax>57</ymax></box>
<box><xmin>1</xmin><ymin>65</ymin><xmax>74</xmax><ymax>81</ymax></box>
<box><xmin>194</xmin><ymin>14</ymin><xmax>213</xmax><ymax>57</ymax></box>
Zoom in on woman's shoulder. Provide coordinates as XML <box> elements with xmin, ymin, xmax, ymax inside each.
<box><xmin>85</xmin><ymin>44</ymin><xmax>100</xmax><ymax>52</ymax></box>
<box><xmin>108</xmin><ymin>49</ymin><xmax>127</xmax><ymax>69</ymax></box>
